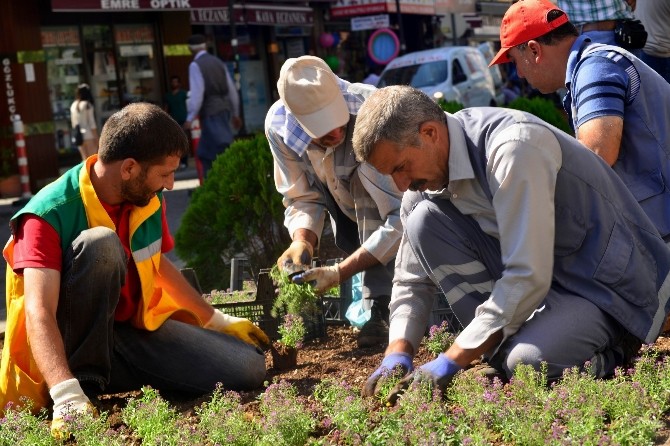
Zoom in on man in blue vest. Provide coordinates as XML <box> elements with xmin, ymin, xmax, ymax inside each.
<box><xmin>183</xmin><ymin>34</ymin><xmax>241</xmax><ymax>178</ymax></box>
<box><xmin>489</xmin><ymin>0</ymin><xmax>670</xmax><ymax>244</ymax></box>
<box><xmin>352</xmin><ymin>85</ymin><xmax>670</xmax><ymax>402</ymax></box>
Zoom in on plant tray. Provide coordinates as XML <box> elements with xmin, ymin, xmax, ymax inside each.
<box><xmin>213</xmin><ymin>270</ymin><xmax>279</xmax><ymax>339</ymax></box>
<box><xmin>429</xmin><ymin>292</ymin><xmax>463</xmax><ymax>334</ymax></box>
<box><xmin>213</xmin><ymin>270</ymin><xmax>326</xmax><ymax>342</ymax></box>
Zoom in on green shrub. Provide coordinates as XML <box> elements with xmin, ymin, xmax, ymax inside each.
<box><xmin>507</xmin><ymin>96</ymin><xmax>573</xmax><ymax>135</ymax></box>
<box><xmin>437</xmin><ymin>98</ymin><xmax>464</xmax><ymax>113</ymax></box>
<box><xmin>175</xmin><ymin>133</ymin><xmax>290</xmax><ymax>292</ymax></box>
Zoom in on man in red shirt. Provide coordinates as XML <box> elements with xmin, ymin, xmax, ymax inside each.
<box><xmin>1</xmin><ymin>103</ymin><xmax>268</xmax><ymax>438</ymax></box>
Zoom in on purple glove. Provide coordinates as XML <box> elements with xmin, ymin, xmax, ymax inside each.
<box><xmin>362</xmin><ymin>352</ymin><xmax>414</xmax><ymax>398</ymax></box>
<box><xmin>387</xmin><ymin>354</ymin><xmax>462</xmax><ymax>404</ymax></box>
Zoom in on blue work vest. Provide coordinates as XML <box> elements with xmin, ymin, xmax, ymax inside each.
<box><xmin>456</xmin><ymin>107</ymin><xmax>670</xmax><ymax>343</ymax></box>
<box><xmin>568</xmin><ymin>42</ymin><xmax>670</xmax><ymax>239</ymax></box>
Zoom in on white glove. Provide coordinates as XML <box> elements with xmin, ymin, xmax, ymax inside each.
<box><xmin>292</xmin><ymin>264</ymin><xmax>340</xmax><ymax>294</ymax></box>
<box><xmin>205</xmin><ymin>309</ymin><xmax>270</xmax><ymax>348</ymax></box>
<box><xmin>277</xmin><ymin>240</ymin><xmax>314</xmax><ymax>272</ymax></box>
<box><xmin>49</xmin><ymin>378</ymin><xmax>95</xmax><ymax>439</ymax></box>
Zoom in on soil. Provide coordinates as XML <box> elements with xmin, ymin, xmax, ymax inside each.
<box><xmin>85</xmin><ymin>325</ymin><xmax>670</xmax><ymax>445</ymax></box>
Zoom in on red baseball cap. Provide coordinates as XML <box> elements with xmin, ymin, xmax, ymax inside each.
<box><xmin>489</xmin><ymin>0</ymin><xmax>569</xmax><ymax>66</ymax></box>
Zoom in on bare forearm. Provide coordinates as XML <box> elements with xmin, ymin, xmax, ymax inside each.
<box><xmin>338</xmin><ymin>247</ymin><xmax>382</xmax><ymax>282</ymax></box>
<box><xmin>26</xmin><ymin>311</ymin><xmax>73</xmax><ymax>387</ymax></box>
<box><xmin>23</xmin><ymin>268</ymin><xmax>72</xmax><ymax>388</ymax></box>
<box><xmin>292</xmin><ymin>228</ymin><xmax>318</xmax><ymax>248</ymax></box>
<box><xmin>446</xmin><ymin>331</ymin><xmax>503</xmax><ymax>368</ymax></box>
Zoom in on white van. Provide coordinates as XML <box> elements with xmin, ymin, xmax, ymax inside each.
<box><xmin>377</xmin><ymin>46</ymin><xmax>499</xmax><ymax>107</ymax></box>
<box><xmin>477</xmin><ymin>41</ymin><xmax>506</xmax><ymax>106</ymax></box>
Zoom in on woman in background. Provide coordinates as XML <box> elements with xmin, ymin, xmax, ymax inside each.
<box><xmin>70</xmin><ymin>83</ymin><xmax>98</xmax><ymax>160</ymax></box>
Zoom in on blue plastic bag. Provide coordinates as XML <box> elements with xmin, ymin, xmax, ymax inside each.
<box><xmin>345</xmin><ymin>273</ymin><xmax>370</xmax><ymax>329</ymax></box>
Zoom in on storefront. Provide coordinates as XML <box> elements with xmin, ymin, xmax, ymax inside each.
<box><xmin>42</xmin><ymin>23</ymin><xmax>167</xmax><ymax>158</ymax></box>
<box><xmin>0</xmin><ymin>0</ymin><xmax>325</xmax><ymax>192</ymax></box>
<box><xmin>190</xmin><ymin>2</ymin><xmax>317</xmax><ymax>133</ymax></box>
<box><xmin>324</xmin><ymin>0</ymin><xmax>439</xmax><ymax>81</ymax></box>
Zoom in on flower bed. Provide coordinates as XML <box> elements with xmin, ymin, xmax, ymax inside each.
<box><xmin>2</xmin><ymin>327</ymin><xmax>670</xmax><ymax>445</ymax></box>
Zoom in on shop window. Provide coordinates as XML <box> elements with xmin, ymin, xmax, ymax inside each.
<box><xmin>83</xmin><ymin>25</ymin><xmax>119</xmax><ymax>127</ymax></box>
<box><xmin>42</xmin><ymin>26</ymin><xmax>84</xmax><ymax>158</ymax></box>
<box><xmin>114</xmin><ymin>24</ymin><xmax>161</xmax><ymax>107</ymax></box>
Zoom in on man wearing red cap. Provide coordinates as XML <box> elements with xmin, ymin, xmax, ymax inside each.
<box><xmin>491</xmin><ymin>0</ymin><xmax>670</xmax><ymax>243</ymax></box>
<box><xmin>264</xmin><ymin>56</ymin><xmax>404</xmax><ymax>348</ymax></box>
<box><xmin>491</xmin><ymin>0</ymin><xmax>670</xmax><ymax>333</ymax></box>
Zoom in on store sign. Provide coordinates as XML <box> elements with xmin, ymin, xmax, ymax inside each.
<box><xmin>41</xmin><ymin>29</ymin><xmax>81</xmax><ymax>47</ymax></box>
<box><xmin>51</xmin><ymin>0</ymin><xmax>224</xmax><ymax>11</ymax></box>
<box><xmin>351</xmin><ymin>14</ymin><xmax>389</xmax><ymax>31</ymax></box>
<box><xmin>331</xmin><ymin>0</ymin><xmax>435</xmax><ymax>18</ymax></box>
<box><xmin>435</xmin><ymin>0</ymin><xmax>475</xmax><ymax>15</ymax></box>
<box><xmin>114</xmin><ymin>25</ymin><xmax>154</xmax><ymax>44</ymax></box>
<box><xmin>191</xmin><ymin>5</ymin><xmax>313</xmax><ymax>26</ymax></box>
<box><xmin>51</xmin><ymin>0</ymin><xmax>323</xmax><ymax>11</ymax></box>
<box><xmin>3</xmin><ymin>58</ymin><xmax>18</xmax><ymax>120</ymax></box>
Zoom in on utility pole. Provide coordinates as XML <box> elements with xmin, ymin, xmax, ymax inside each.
<box><xmin>395</xmin><ymin>0</ymin><xmax>406</xmax><ymax>54</ymax></box>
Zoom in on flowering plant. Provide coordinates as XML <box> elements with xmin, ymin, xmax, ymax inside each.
<box><xmin>424</xmin><ymin>321</ymin><xmax>455</xmax><ymax>357</ymax></box>
<box><xmin>277</xmin><ymin>313</ymin><xmax>306</xmax><ymax>349</ymax></box>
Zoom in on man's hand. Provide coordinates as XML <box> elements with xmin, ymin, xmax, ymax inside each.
<box><xmin>292</xmin><ymin>264</ymin><xmax>340</xmax><ymax>294</ymax></box>
<box><xmin>49</xmin><ymin>378</ymin><xmax>97</xmax><ymax>440</ymax></box>
<box><xmin>277</xmin><ymin>240</ymin><xmax>314</xmax><ymax>272</ymax></box>
<box><xmin>205</xmin><ymin>309</ymin><xmax>270</xmax><ymax>349</ymax></box>
<box><xmin>362</xmin><ymin>352</ymin><xmax>413</xmax><ymax>398</ymax></box>
<box><xmin>232</xmin><ymin>116</ymin><xmax>243</xmax><ymax>131</ymax></box>
<box><xmin>387</xmin><ymin>354</ymin><xmax>462</xmax><ymax>403</ymax></box>
<box><xmin>182</xmin><ymin>120</ymin><xmax>192</xmax><ymax>131</ymax></box>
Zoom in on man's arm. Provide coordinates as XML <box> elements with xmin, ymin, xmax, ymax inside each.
<box><xmin>576</xmin><ymin>116</ymin><xmax>624</xmax><ymax>166</ymax></box>
<box><xmin>570</xmin><ymin>54</ymin><xmax>629</xmax><ymax>167</ymax></box>
<box><xmin>265</xmin><ymin>120</ymin><xmax>328</xmax><ymax>242</ymax></box>
<box><xmin>23</xmin><ymin>267</ymin><xmax>72</xmax><ymax>388</ymax></box>
<box><xmin>156</xmin><ymin>254</ymin><xmax>214</xmax><ymax>324</ymax></box>
<box><xmin>184</xmin><ymin>60</ymin><xmax>204</xmax><ymax>128</ymax></box>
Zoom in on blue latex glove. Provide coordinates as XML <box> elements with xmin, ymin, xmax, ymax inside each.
<box><xmin>387</xmin><ymin>354</ymin><xmax>462</xmax><ymax>404</ymax></box>
<box><xmin>362</xmin><ymin>352</ymin><xmax>414</xmax><ymax>398</ymax></box>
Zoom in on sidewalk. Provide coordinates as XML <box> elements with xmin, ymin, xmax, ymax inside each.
<box><xmin>0</xmin><ymin>163</ymin><xmax>201</xmax><ymax>339</ymax></box>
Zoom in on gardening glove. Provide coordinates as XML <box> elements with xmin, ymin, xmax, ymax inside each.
<box><xmin>277</xmin><ymin>240</ymin><xmax>313</xmax><ymax>273</ymax></box>
<box><xmin>387</xmin><ymin>354</ymin><xmax>462</xmax><ymax>404</ymax></box>
<box><xmin>362</xmin><ymin>352</ymin><xmax>414</xmax><ymax>398</ymax></box>
<box><xmin>205</xmin><ymin>309</ymin><xmax>270</xmax><ymax>349</ymax></box>
<box><xmin>292</xmin><ymin>264</ymin><xmax>340</xmax><ymax>294</ymax></box>
<box><xmin>49</xmin><ymin>378</ymin><xmax>97</xmax><ymax>440</ymax></box>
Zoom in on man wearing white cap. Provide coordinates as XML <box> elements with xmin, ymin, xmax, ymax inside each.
<box><xmin>264</xmin><ymin>56</ymin><xmax>403</xmax><ymax>348</ymax></box>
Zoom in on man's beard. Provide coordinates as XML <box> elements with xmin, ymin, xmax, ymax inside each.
<box><xmin>121</xmin><ymin>170</ymin><xmax>161</xmax><ymax>207</ymax></box>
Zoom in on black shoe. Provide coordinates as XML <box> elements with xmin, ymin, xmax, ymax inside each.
<box><xmin>618</xmin><ymin>331</ymin><xmax>642</xmax><ymax>366</ymax></box>
<box><xmin>357</xmin><ymin>296</ymin><xmax>390</xmax><ymax>348</ymax></box>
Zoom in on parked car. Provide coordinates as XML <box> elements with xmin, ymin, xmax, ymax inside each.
<box><xmin>377</xmin><ymin>46</ymin><xmax>499</xmax><ymax>107</ymax></box>
<box><xmin>477</xmin><ymin>41</ymin><xmax>506</xmax><ymax>106</ymax></box>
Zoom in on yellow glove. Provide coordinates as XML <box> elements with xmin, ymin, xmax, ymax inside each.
<box><xmin>49</xmin><ymin>378</ymin><xmax>98</xmax><ymax>440</ymax></box>
<box><xmin>277</xmin><ymin>240</ymin><xmax>314</xmax><ymax>272</ymax></box>
<box><xmin>292</xmin><ymin>264</ymin><xmax>340</xmax><ymax>294</ymax></box>
<box><xmin>205</xmin><ymin>309</ymin><xmax>270</xmax><ymax>348</ymax></box>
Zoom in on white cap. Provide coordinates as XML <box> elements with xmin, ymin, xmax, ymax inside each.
<box><xmin>277</xmin><ymin>56</ymin><xmax>349</xmax><ymax>139</ymax></box>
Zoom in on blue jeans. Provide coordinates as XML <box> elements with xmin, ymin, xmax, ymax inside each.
<box><xmin>59</xmin><ymin>227</ymin><xmax>266</xmax><ymax>395</ymax></box>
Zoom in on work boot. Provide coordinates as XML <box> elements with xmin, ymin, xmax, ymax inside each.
<box><xmin>617</xmin><ymin>330</ymin><xmax>642</xmax><ymax>367</ymax></box>
<box><xmin>357</xmin><ymin>296</ymin><xmax>390</xmax><ymax>348</ymax></box>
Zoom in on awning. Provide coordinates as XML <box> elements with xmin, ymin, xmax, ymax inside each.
<box><xmin>191</xmin><ymin>4</ymin><xmax>313</xmax><ymax>26</ymax></box>
<box><xmin>50</xmin><ymin>0</ymin><xmax>325</xmax><ymax>12</ymax></box>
